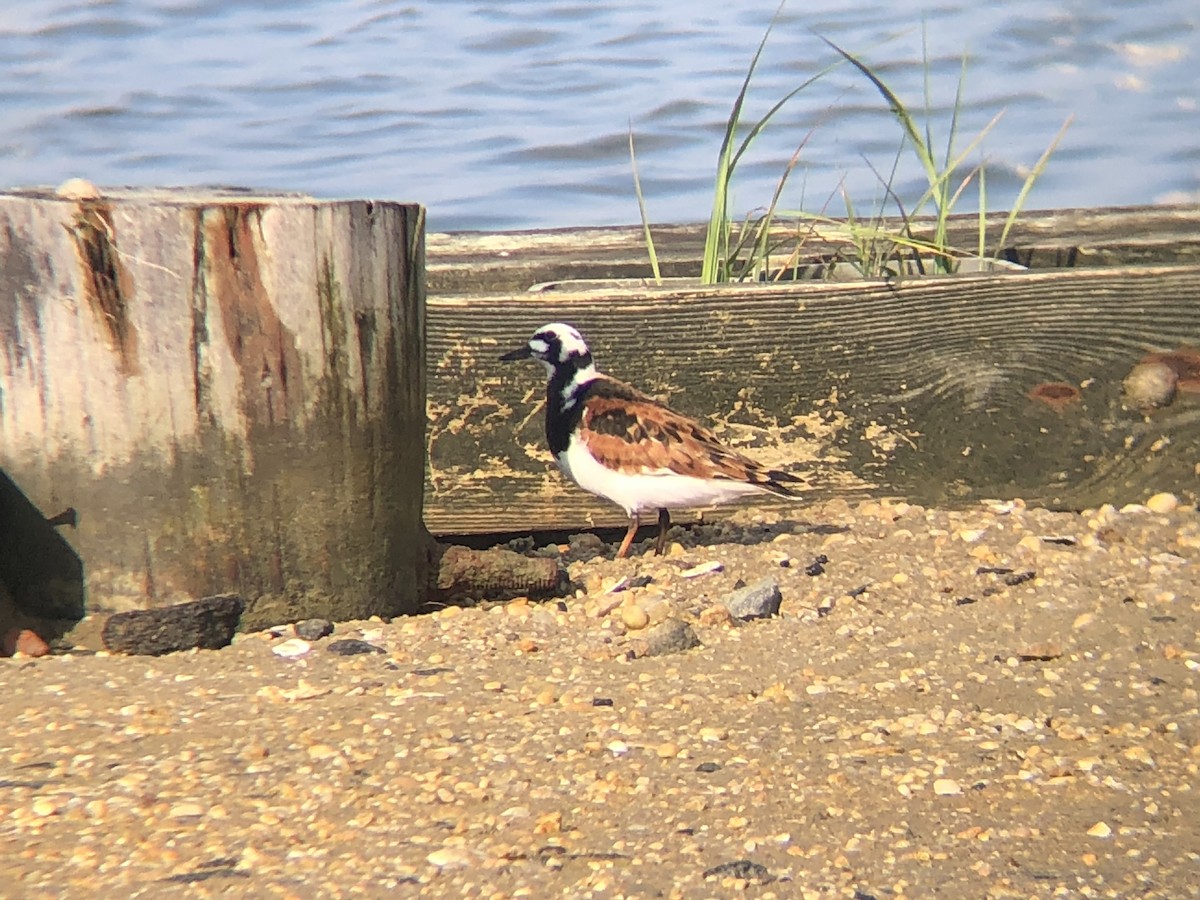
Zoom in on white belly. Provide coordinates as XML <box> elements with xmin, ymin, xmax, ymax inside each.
<box><xmin>556</xmin><ymin>433</ymin><xmax>763</xmax><ymax>515</ymax></box>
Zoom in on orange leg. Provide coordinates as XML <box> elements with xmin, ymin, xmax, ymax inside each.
<box><xmin>616</xmin><ymin>512</ymin><xmax>640</xmax><ymax>559</ymax></box>
<box><xmin>654</xmin><ymin>508</ymin><xmax>670</xmax><ymax>556</ymax></box>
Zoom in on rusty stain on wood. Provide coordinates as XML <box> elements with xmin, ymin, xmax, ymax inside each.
<box><xmin>202</xmin><ymin>205</ymin><xmax>303</xmax><ymax>429</ymax></box>
<box><xmin>67</xmin><ymin>201</ymin><xmax>139</xmax><ymax>374</ymax></box>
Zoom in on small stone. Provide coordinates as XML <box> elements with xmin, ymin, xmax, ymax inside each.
<box><xmin>656</xmin><ymin>742</ymin><xmax>680</xmax><ymax>758</ymax></box>
<box><xmin>327</xmin><ymin>639</ymin><xmax>385</xmax><ymax>656</ymax></box>
<box><xmin>1087</xmin><ymin>821</ymin><xmax>1112</xmax><ymax>838</ymax></box>
<box><xmin>1017</xmin><ymin>535</ymin><xmax>1043</xmax><ymax>552</ymax></box>
<box><xmin>168</xmin><ymin>802</ymin><xmax>205</xmax><ymax>819</ymax></box>
<box><xmin>2</xmin><ymin>628</ymin><xmax>51</xmax><ymax>658</ymax></box>
<box><xmin>271</xmin><ymin>638</ymin><xmax>312</xmax><ymax>659</ymax></box>
<box><xmin>620</xmin><ymin>604</ymin><xmax>650</xmax><ymax>630</ymax></box>
<box><xmin>699</xmin><ymin>604</ymin><xmax>734</xmax><ymax>627</ymax></box>
<box><xmin>426</xmin><ymin>847</ymin><xmax>483</xmax><ymax>869</ymax></box>
<box><xmin>723</xmin><ymin>577</ymin><xmax>783</xmax><ymax>620</ymax></box>
<box><xmin>631</xmin><ymin>619</ymin><xmax>701</xmax><ymax>657</ymax></box>
<box><xmin>1123</xmin><ymin>361</ymin><xmax>1177</xmax><ymax>410</ymax></box>
<box><xmin>702</xmin><ymin>860</ymin><xmax>774</xmax><ymax>884</ymax></box>
<box><xmin>1017</xmin><ymin>641</ymin><xmax>1063</xmax><ymax>661</ymax></box>
<box><xmin>294</xmin><ymin>619</ymin><xmax>334</xmax><ymax>641</ymax></box>
<box><xmin>933</xmin><ymin>778</ymin><xmax>962</xmax><ymax>796</ymax></box>
<box><xmin>56</xmin><ymin>177</ymin><xmax>101</xmax><ymax>200</ymax></box>
<box><xmin>1146</xmin><ymin>492</ymin><xmax>1179</xmax><ymax>514</ymax></box>
<box><xmin>31</xmin><ymin>797</ymin><xmax>60</xmax><ymax>817</ymax></box>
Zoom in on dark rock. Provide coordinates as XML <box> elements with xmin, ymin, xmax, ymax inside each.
<box><xmin>327</xmin><ymin>639</ymin><xmax>385</xmax><ymax>656</ymax></box>
<box><xmin>805</xmin><ymin>554</ymin><xmax>828</xmax><ymax>576</ymax></box>
<box><xmin>702</xmin><ymin>860</ymin><xmax>774</xmax><ymax>883</ymax></box>
<box><xmin>695</xmin><ymin>761</ymin><xmax>722</xmax><ymax>773</ymax></box>
<box><xmin>102</xmin><ymin>594</ymin><xmax>243</xmax><ymax>656</ymax></box>
<box><xmin>724</xmin><ymin>577</ymin><xmax>782</xmax><ymax>620</ymax></box>
<box><xmin>630</xmin><ymin>618</ymin><xmax>701</xmax><ymax>658</ymax></box>
<box><xmin>294</xmin><ymin>618</ymin><xmax>334</xmax><ymax>641</ymax></box>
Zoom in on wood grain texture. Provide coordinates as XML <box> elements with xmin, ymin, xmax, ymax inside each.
<box><xmin>426</xmin><ymin>264</ymin><xmax>1200</xmax><ymax>535</ymax></box>
<box><xmin>0</xmin><ymin>188</ymin><xmax>427</xmax><ymax>626</ymax></box>
<box><xmin>427</xmin><ymin>205</ymin><xmax>1200</xmax><ymax>294</ymax></box>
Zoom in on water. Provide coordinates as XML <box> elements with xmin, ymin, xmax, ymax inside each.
<box><xmin>1</xmin><ymin>1</ymin><xmax>1197</xmax><ymax>232</ymax></box>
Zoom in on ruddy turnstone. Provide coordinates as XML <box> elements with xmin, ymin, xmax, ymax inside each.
<box><xmin>501</xmin><ymin>322</ymin><xmax>802</xmax><ymax>558</ymax></box>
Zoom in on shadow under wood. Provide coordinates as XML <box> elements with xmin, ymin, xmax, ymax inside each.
<box><xmin>0</xmin><ymin>469</ymin><xmax>85</xmax><ymax>637</ymax></box>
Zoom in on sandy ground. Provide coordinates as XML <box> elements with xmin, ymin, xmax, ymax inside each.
<box><xmin>2</xmin><ymin>496</ymin><xmax>1198</xmax><ymax>899</ymax></box>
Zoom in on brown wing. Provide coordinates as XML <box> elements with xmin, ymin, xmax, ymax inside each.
<box><xmin>578</xmin><ymin>377</ymin><xmax>801</xmax><ymax>495</ymax></box>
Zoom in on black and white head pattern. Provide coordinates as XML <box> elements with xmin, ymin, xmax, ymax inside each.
<box><xmin>525</xmin><ymin>322</ymin><xmax>594</xmax><ymax>377</ymax></box>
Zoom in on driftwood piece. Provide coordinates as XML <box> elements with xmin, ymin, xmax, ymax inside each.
<box><xmin>101</xmin><ymin>593</ymin><xmax>244</xmax><ymax>656</ymax></box>
<box><xmin>428</xmin><ymin>544</ymin><xmax>566</xmax><ymax>606</ymax></box>
<box><xmin>0</xmin><ymin>187</ymin><xmax>427</xmax><ymax>628</ymax></box>
<box><xmin>424</xmin><ymin>265</ymin><xmax>1200</xmax><ymax>535</ymax></box>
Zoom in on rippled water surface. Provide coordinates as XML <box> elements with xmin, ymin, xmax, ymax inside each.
<box><xmin>1</xmin><ymin>1</ymin><xmax>1197</xmax><ymax>230</ymax></box>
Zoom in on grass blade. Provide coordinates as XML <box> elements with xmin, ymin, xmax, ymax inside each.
<box><xmin>701</xmin><ymin>3</ymin><xmax>784</xmax><ymax>283</ymax></box>
<box><xmin>628</xmin><ymin>126</ymin><xmax>662</xmax><ymax>285</ymax></box>
<box><xmin>995</xmin><ymin>114</ymin><xmax>1074</xmax><ymax>255</ymax></box>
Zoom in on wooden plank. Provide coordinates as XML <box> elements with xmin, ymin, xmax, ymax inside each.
<box><xmin>427</xmin><ymin>205</ymin><xmax>1200</xmax><ymax>294</ymax></box>
<box><xmin>0</xmin><ymin>187</ymin><xmax>427</xmax><ymax>630</ymax></box>
<box><xmin>425</xmin><ymin>264</ymin><xmax>1200</xmax><ymax>535</ymax></box>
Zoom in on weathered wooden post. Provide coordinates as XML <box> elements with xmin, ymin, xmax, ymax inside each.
<box><xmin>0</xmin><ymin>185</ymin><xmax>427</xmax><ymax>635</ymax></box>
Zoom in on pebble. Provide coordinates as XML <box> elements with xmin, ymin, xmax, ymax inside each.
<box><xmin>680</xmin><ymin>561</ymin><xmax>723</xmax><ymax>578</ymax></box>
<box><xmin>31</xmin><ymin>797</ymin><xmax>60</xmax><ymax>817</ymax></box>
<box><xmin>271</xmin><ymin>638</ymin><xmax>312</xmax><ymax>658</ymax></box>
<box><xmin>2</xmin><ymin>628</ymin><xmax>51</xmax><ymax>658</ymax></box>
<box><xmin>933</xmin><ymin>778</ymin><xmax>962</xmax><ymax>796</ymax></box>
<box><xmin>426</xmin><ymin>847</ymin><xmax>483</xmax><ymax>870</ymax></box>
<box><xmin>1123</xmin><ymin>361</ymin><xmax>1177</xmax><ymax>410</ymax></box>
<box><xmin>723</xmin><ymin>577</ymin><xmax>783</xmax><ymax>620</ymax></box>
<box><xmin>702</xmin><ymin>860</ymin><xmax>774</xmax><ymax>884</ymax></box>
<box><xmin>55</xmin><ymin>177</ymin><xmax>101</xmax><ymax>199</ymax></box>
<box><xmin>294</xmin><ymin>619</ymin><xmax>334</xmax><ymax>641</ymax></box>
<box><xmin>1087</xmin><ymin>821</ymin><xmax>1113</xmax><ymax>838</ymax></box>
<box><xmin>620</xmin><ymin>604</ymin><xmax>650</xmax><ymax>630</ymax></box>
<box><xmin>1146</xmin><ymin>492</ymin><xmax>1179</xmax><ymax>514</ymax></box>
<box><xmin>631</xmin><ymin>618</ymin><xmax>701</xmax><ymax>657</ymax></box>
<box><xmin>327</xmin><ymin>639</ymin><xmax>385</xmax><ymax>656</ymax></box>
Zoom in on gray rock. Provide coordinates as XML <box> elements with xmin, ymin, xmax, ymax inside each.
<box><xmin>294</xmin><ymin>618</ymin><xmax>334</xmax><ymax>641</ymax></box>
<box><xmin>101</xmin><ymin>594</ymin><xmax>243</xmax><ymax>656</ymax></box>
<box><xmin>327</xmin><ymin>639</ymin><xmax>385</xmax><ymax>656</ymax></box>
<box><xmin>702</xmin><ymin>859</ymin><xmax>774</xmax><ymax>884</ymax></box>
<box><xmin>633</xmin><ymin>618</ymin><xmax>701</xmax><ymax>658</ymax></box>
<box><xmin>724</xmin><ymin>577</ymin><xmax>782</xmax><ymax>620</ymax></box>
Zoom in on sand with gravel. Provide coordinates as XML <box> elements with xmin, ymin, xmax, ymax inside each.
<box><xmin>2</xmin><ymin>496</ymin><xmax>1198</xmax><ymax>898</ymax></box>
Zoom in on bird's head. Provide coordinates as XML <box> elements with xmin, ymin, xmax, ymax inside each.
<box><xmin>500</xmin><ymin>322</ymin><xmax>595</xmax><ymax>379</ymax></box>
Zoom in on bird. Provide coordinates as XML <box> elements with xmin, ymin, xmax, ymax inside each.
<box><xmin>500</xmin><ymin>322</ymin><xmax>803</xmax><ymax>558</ymax></box>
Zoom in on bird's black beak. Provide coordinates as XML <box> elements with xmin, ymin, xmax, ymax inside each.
<box><xmin>499</xmin><ymin>344</ymin><xmax>532</xmax><ymax>362</ymax></box>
